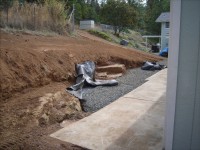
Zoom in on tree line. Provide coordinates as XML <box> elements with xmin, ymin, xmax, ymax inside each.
<box><xmin>0</xmin><ymin>0</ymin><xmax>170</xmax><ymax>35</ymax></box>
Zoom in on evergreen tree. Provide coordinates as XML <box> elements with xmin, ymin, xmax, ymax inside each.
<box><xmin>145</xmin><ymin>0</ymin><xmax>170</xmax><ymax>34</ymax></box>
<box><xmin>101</xmin><ymin>0</ymin><xmax>137</xmax><ymax>35</ymax></box>
<box><xmin>0</xmin><ymin>0</ymin><xmax>13</xmax><ymax>10</ymax></box>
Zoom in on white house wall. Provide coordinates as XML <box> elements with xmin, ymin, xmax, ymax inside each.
<box><xmin>161</xmin><ymin>22</ymin><xmax>169</xmax><ymax>50</ymax></box>
<box><xmin>166</xmin><ymin>0</ymin><xmax>200</xmax><ymax>149</ymax></box>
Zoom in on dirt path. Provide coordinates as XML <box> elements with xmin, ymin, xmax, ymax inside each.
<box><xmin>0</xmin><ymin>30</ymin><xmax>162</xmax><ymax>149</ymax></box>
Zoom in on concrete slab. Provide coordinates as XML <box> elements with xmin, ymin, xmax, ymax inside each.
<box><xmin>50</xmin><ymin>69</ymin><xmax>167</xmax><ymax>150</ymax></box>
<box><xmin>123</xmin><ymin>81</ymin><xmax>166</xmax><ymax>101</ymax></box>
<box><xmin>106</xmin><ymin>97</ymin><xmax>165</xmax><ymax>150</ymax></box>
<box><xmin>124</xmin><ymin>69</ymin><xmax>167</xmax><ymax>101</ymax></box>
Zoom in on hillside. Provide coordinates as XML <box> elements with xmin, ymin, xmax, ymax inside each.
<box><xmin>0</xmin><ymin>30</ymin><xmax>160</xmax><ymax>100</ymax></box>
<box><xmin>87</xmin><ymin>28</ymin><xmax>148</xmax><ymax>51</ymax></box>
<box><xmin>0</xmin><ymin>29</ymin><xmax>162</xmax><ymax>149</ymax></box>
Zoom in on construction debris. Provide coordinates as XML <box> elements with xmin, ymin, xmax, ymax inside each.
<box><xmin>67</xmin><ymin>61</ymin><xmax>118</xmax><ymax>99</ymax></box>
<box><xmin>141</xmin><ymin>61</ymin><xmax>167</xmax><ymax>71</ymax></box>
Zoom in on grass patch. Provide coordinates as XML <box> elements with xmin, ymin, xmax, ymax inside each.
<box><xmin>87</xmin><ymin>27</ymin><xmax>148</xmax><ymax>51</ymax></box>
<box><xmin>88</xmin><ymin>30</ymin><xmax>112</xmax><ymax>41</ymax></box>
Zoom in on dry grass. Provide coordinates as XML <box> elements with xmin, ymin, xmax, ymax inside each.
<box><xmin>0</xmin><ymin>1</ymin><xmax>68</xmax><ymax>34</ymax></box>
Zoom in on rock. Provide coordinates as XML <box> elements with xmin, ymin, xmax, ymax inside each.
<box><xmin>36</xmin><ymin>91</ymin><xmax>82</xmax><ymax>125</ymax></box>
<box><xmin>38</xmin><ymin>113</ymin><xmax>49</xmax><ymax>126</ymax></box>
<box><xmin>49</xmin><ymin>108</ymin><xmax>65</xmax><ymax>123</ymax></box>
<box><xmin>69</xmin><ymin>54</ymin><xmax>74</xmax><ymax>58</ymax></box>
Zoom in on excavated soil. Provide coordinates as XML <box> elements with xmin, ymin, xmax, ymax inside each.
<box><xmin>0</xmin><ymin>30</ymin><xmax>162</xmax><ymax>149</ymax></box>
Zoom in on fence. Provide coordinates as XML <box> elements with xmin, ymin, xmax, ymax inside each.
<box><xmin>142</xmin><ymin>35</ymin><xmax>170</xmax><ymax>51</ymax></box>
<box><xmin>0</xmin><ymin>2</ymin><xmax>69</xmax><ymax>33</ymax></box>
<box><xmin>100</xmin><ymin>24</ymin><xmax>114</xmax><ymax>31</ymax></box>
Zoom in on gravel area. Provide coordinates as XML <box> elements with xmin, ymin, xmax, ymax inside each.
<box><xmin>81</xmin><ymin>60</ymin><xmax>167</xmax><ymax>112</ymax></box>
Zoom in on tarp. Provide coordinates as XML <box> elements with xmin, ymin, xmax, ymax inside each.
<box><xmin>67</xmin><ymin>61</ymin><xmax>118</xmax><ymax>99</ymax></box>
<box><xmin>159</xmin><ymin>47</ymin><xmax>168</xmax><ymax>57</ymax></box>
<box><xmin>141</xmin><ymin>61</ymin><xmax>166</xmax><ymax>71</ymax></box>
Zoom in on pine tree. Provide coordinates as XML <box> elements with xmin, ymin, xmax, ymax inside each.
<box><xmin>145</xmin><ymin>0</ymin><xmax>170</xmax><ymax>34</ymax></box>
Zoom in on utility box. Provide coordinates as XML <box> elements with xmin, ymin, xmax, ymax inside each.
<box><xmin>80</xmin><ymin>20</ymin><xmax>95</xmax><ymax>30</ymax></box>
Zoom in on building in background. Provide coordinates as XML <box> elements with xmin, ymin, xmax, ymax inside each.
<box><xmin>80</xmin><ymin>20</ymin><xmax>95</xmax><ymax>30</ymax></box>
<box><xmin>156</xmin><ymin>12</ymin><xmax>170</xmax><ymax>51</ymax></box>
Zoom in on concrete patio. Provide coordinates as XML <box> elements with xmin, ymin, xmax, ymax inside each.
<box><xmin>50</xmin><ymin>69</ymin><xmax>167</xmax><ymax>150</ymax></box>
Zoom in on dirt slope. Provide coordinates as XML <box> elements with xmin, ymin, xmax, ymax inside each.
<box><xmin>0</xmin><ymin>30</ymin><xmax>161</xmax><ymax>100</ymax></box>
<box><xmin>0</xmin><ymin>30</ymin><xmax>162</xmax><ymax>149</ymax></box>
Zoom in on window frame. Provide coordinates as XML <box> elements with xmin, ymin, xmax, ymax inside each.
<box><xmin>165</xmin><ymin>22</ymin><xmax>170</xmax><ymax>28</ymax></box>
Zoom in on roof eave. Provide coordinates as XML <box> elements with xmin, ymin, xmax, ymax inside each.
<box><xmin>156</xmin><ymin>20</ymin><xmax>170</xmax><ymax>23</ymax></box>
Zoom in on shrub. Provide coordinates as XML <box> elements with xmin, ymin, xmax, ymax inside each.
<box><xmin>0</xmin><ymin>0</ymin><xmax>68</xmax><ymax>34</ymax></box>
<box><xmin>88</xmin><ymin>30</ymin><xmax>112</xmax><ymax>41</ymax></box>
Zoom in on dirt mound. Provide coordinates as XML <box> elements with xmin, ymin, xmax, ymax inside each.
<box><xmin>0</xmin><ymin>30</ymin><xmax>162</xmax><ymax>100</ymax></box>
<box><xmin>0</xmin><ymin>30</ymin><xmax>162</xmax><ymax>149</ymax></box>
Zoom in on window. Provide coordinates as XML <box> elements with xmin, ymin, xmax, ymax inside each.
<box><xmin>165</xmin><ymin>22</ymin><xmax>170</xmax><ymax>28</ymax></box>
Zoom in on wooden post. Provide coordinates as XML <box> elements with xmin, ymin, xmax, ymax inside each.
<box><xmin>146</xmin><ymin>37</ymin><xmax>148</xmax><ymax>51</ymax></box>
<box><xmin>159</xmin><ymin>37</ymin><xmax>161</xmax><ymax>51</ymax></box>
<box><xmin>72</xmin><ymin>4</ymin><xmax>75</xmax><ymax>32</ymax></box>
<box><xmin>6</xmin><ymin>7</ymin><xmax>9</xmax><ymax>24</ymax></box>
<box><xmin>34</xmin><ymin>5</ymin><xmax>36</xmax><ymax>30</ymax></box>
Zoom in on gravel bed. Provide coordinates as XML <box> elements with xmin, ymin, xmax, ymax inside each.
<box><xmin>81</xmin><ymin>60</ymin><xmax>167</xmax><ymax>112</ymax></box>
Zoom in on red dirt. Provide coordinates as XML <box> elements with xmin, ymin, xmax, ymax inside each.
<box><xmin>0</xmin><ymin>30</ymin><xmax>162</xmax><ymax>149</ymax></box>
